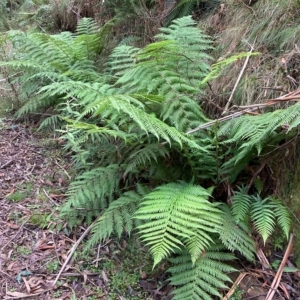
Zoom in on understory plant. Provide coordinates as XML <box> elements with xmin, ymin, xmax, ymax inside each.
<box><xmin>1</xmin><ymin>16</ymin><xmax>293</xmax><ymax>299</ymax></box>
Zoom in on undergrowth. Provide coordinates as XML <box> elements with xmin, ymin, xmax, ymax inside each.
<box><xmin>200</xmin><ymin>0</ymin><xmax>300</xmax><ymax>116</ymax></box>
<box><xmin>0</xmin><ymin>16</ymin><xmax>294</xmax><ymax>300</ymax></box>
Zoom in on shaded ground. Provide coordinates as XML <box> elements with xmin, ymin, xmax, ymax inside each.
<box><xmin>0</xmin><ymin>118</ymin><xmax>299</xmax><ymax>300</ymax></box>
<box><xmin>0</xmin><ymin>119</ymin><xmax>173</xmax><ymax>300</ymax></box>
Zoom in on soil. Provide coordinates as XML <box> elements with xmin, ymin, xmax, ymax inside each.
<box><xmin>0</xmin><ymin>119</ymin><xmax>173</xmax><ymax>300</ymax></box>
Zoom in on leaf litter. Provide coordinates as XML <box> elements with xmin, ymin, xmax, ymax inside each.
<box><xmin>0</xmin><ymin>119</ymin><xmax>172</xmax><ymax>300</ymax></box>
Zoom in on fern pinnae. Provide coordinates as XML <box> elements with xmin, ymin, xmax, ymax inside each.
<box><xmin>231</xmin><ymin>186</ymin><xmax>252</xmax><ymax>224</ymax></box>
<box><xmin>86</xmin><ymin>187</ymin><xmax>148</xmax><ymax>249</ymax></box>
<box><xmin>218</xmin><ymin>204</ymin><xmax>255</xmax><ymax>261</ymax></box>
<box><xmin>82</xmin><ymin>93</ymin><xmax>204</xmax><ymax>149</ymax></box>
<box><xmin>168</xmin><ymin>246</ymin><xmax>235</xmax><ymax>300</ymax></box>
<box><xmin>135</xmin><ymin>182</ymin><xmax>222</xmax><ymax>267</ymax></box>
<box><xmin>251</xmin><ymin>195</ymin><xmax>276</xmax><ymax>244</ymax></box>
<box><xmin>269</xmin><ymin>197</ymin><xmax>291</xmax><ymax>240</ymax></box>
<box><xmin>75</xmin><ymin>18</ymin><xmax>99</xmax><ymax>35</ymax></box>
<box><xmin>124</xmin><ymin>143</ymin><xmax>170</xmax><ymax>175</ymax></box>
<box><xmin>61</xmin><ymin>164</ymin><xmax>122</xmax><ymax>227</ymax></box>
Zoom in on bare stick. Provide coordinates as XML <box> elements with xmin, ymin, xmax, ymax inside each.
<box><xmin>222</xmin><ymin>40</ymin><xmax>255</xmax><ymax>115</ymax></box>
<box><xmin>265</xmin><ymin>233</ymin><xmax>293</xmax><ymax>300</ymax></box>
<box><xmin>187</xmin><ymin>88</ymin><xmax>300</xmax><ymax>134</ymax></box>
<box><xmin>52</xmin><ymin>219</ymin><xmax>98</xmax><ymax>286</ymax></box>
<box><xmin>55</xmin><ymin>160</ymin><xmax>72</xmax><ymax>180</ymax></box>
<box><xmin>43</xmin><ymin>188</ymin><xmax>59</xmax><ymax>207</ymax></box>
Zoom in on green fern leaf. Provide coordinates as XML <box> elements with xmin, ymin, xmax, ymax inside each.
<box><xmin>124</xmin><ymin>143</ymin><xmax>170</xmax><ymax>175</ymax></box>
<box><xmin>82</xmin><ymin>93</ymin><xmax>204</xmax><ymax>149</ymax></box>
<box><xmin>86</xmin><ymin>185</ymin><xmax>150</xmax><ymax>249</ymax></box>
<box><xmin>218</xmin><ymin>204</ymin><xmax>255</xmax><ymax>261</ymax></box>
<box><xmin>269</xmin><ymin>197</ymin><xmax>291</xmax><ymax>240</ymax></box>
<box><xmin>135</xmin><ymin>182</ymin><xmax>222</xmax><ymax>266</ymax></box>
<box><xmin>231</xmin><ymin>186</ymin><xmax>252</xmax><ymax>224</ymax></box>
<box><xmin>168</xmin><ymin>245</ymin><xmax>235</xmax><ymax>300</ymax></box>
<box><xmin>251</xmin><ymin>195</ymin><xmax>276</xmax><ymax>244</ymax></box>
<box><xmin>60</xmin><ymin>164</ymin><xmax>122</xmax><ymax>227</ymax></box>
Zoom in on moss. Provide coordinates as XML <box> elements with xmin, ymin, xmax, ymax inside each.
<box><xmin>6</xmin><ymin>191</ymin><xmax>28</xmax><ymax>202</ymax></box>
<box><xmin>29</xmin><ymin>213</ymin><xmax>49</xmax><ymax>228</ymax></box>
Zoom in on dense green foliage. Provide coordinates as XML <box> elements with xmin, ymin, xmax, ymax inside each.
<box><xmin>1</xmin><ymin>16</ymin><xmax>293</xmax><ymax>299</ymax></box>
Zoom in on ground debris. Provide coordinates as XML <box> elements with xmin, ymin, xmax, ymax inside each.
<box><xmin>0</xmin><ymin>119</ymin><xmax>171</xmax><ymax>299</ymax></box>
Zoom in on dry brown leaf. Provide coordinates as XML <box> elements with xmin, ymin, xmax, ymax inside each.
<box><xmin>102</xmin><ymin>270</ymin><xmax>109</xmax><ymax>284</ymax></box>
<box><xmin>7</xmin><ymin>222</ymin><xmax>19</xmax><ymax>229</ymax></box>
<box><xmin>23</xmin><ymin>277</ymin><xmax>31</xmax><ymax>293</ymax></box>
<box><xmin>6</xmin><ymin>291</ymin><xmax>31</xmax><ymax>297</ymax></box>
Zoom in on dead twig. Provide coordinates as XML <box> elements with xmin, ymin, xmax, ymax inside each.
<box><xmin>265</xmin><ymin>233</ymin><xmax>293</xmax><ymax>300</ymax></box>
<box><xmin>246</xmin><ymin>162</ymin><xmax>266</xmax><ymax>193</ymax></box>
<box><xmin>222</xmin><ymin>39</ymin><xmax>256</xmax><ymax>115</ymax></box>
<box><xmin>187</xmin><ymin>88</ymin><xmax>300</xmax><ymax>134</ymax></box>
<box><xmin>42</xmin><ymin>188</ymin><xmax>59</xmax><ymax>207</ymax></box>
<box><xmin>223</xmin><ymin>272</ymin><xmax>248</xmax><ymax>300</ymax></box>
<box><xmin>0</xmin><ymin>159</ymin><xmax>14</xmax><ymax>169</ymax></box>
<box><xmin>55</xmin><ymin>160</ymin><xmax>71</xmax><ymax>180</ymax></box>
<box><xmin>52</xmin><ymin>218</ymin><xmax>98</xmax><ymax>286</ymax></box>
<box><xmin>0</xmin><ymin>269</ymin><xmax>15</xmax><ymax>281</ymax></box>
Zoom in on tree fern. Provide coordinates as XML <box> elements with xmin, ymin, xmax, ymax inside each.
<box><xmin>3</xmin><ymin>15</ymin><xmax>295</xmax><ymax>300</ymax></box>
<box><xmin>168</xmin><ymin>246</ymin><xmax>236</xmax><ymax>300</ymax></box>
<box><xmin>135</xmin><ymin>182</ymin><xmax>222</xmax><ymax>266</ymax></box>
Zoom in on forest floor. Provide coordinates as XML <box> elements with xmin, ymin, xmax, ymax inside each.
<box><xmin>0</xmin><ymin>118</ymin><xmax>300</xmax><ymax>300</ymax></box>
<box><xmin>0</xmin><ymin>118</ymin><xmax>173</xmax><ymax>300</ymax></box>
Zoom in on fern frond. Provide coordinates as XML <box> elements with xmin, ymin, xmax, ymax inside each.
<box><xmin>168</xmin><ymin>246</ymin><xmax>235</xmax><ymax>300</ymax></box>
<box><xmin>135</xmin><ymin>182</ymin><xmax>222</xmax><ymax>266</ymax></box>
<box><xmin>105</xmin><ymin>45</ymin><xmax>140</xmax><ymax>76</ymax></box>
<box><xmin>60</xmin><ymin>164</ymin><xmax>122</xmax><ymax>227</ymax></box>
<box><xmin>269</xmin><ymin>197</ymin><xmax>291</xmax><ymax>240</ymax></box>
<box><xmin>86</xmin><ymin>185</ymin><xmax>150</xmax><ymax>248</ymax></box>
<box><xmin>82</xmin><ymin>93</ymin><xmax>204</xmax><ymax>149</ymax></box>
<box><xmin>251</xmin><ymin>195</ymin><xmax>276</xmax><ymax>244</ymax></box>
<box><xmin>218</xmin><ymin>204</ymin><xmax>255</xmax><ymax>261</ymax></box>
<box><xmin>110</xmin><ymin>16</ymin><xmax>212</xmax><ymax>131</ymax></box>
<box><xmin>38</xmin><ymin>114</ymin><xmax>63</xmax><ymax>130</ymax></box>
<box><xmin>15</xmin><ymin>95</ymin><xmax>63</xmax><ymax>118</ymax></box>
<box><xmin>63</xmin><ymin>119</ymin><xmax>133</xmax><ymax>141</ymax></box>
<box><xmin>124</xmin><ymin>143</ymin><xmax>170</xmax><ymax>175</ymax></box>
<box><xmin>75</xmin><ymin>18</ymin><xmax>99</xmax><ymax>35</ymax></box>
<box><xmin>164</xmin><ymin>1</ymin><xmax>198</xmax><ymax>27</ymax></box>
<box><xmin>231</xmin><ymin>186</ymin><xmax>252</xmax><ymax>224</ymax></box>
